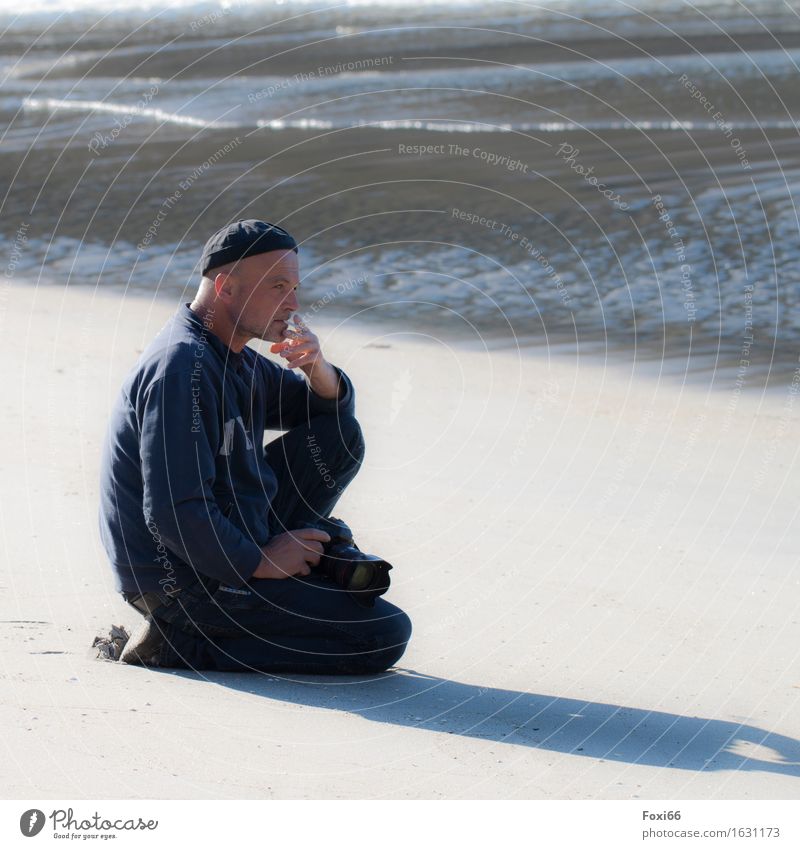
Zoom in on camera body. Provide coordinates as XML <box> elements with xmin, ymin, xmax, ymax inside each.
<box><xmin>305</xmin><ymin>516</ymin><xmax>392</xmax><ymax>607</ymax></box>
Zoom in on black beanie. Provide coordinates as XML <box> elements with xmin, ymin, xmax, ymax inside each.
<box><xmin>201</xmin><ymin>219</ymin><xmax>298</xmax><ymax>275</ymax></box>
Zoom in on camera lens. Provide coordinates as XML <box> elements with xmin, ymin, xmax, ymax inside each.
<box><xmin>348</xmin><ymin>562</ymin><xmax>376</xmax><ymax>591</ymax></box>
<box><xmin>304</xmin><ymin>517</ymin><xmax>393</xmax><ymax>606</ymax></box>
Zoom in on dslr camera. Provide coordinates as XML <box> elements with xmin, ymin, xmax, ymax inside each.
<box><xmin>305</xmin><ymin>516</ymin><xmax>392</xmax><ymax>608</ymax></box>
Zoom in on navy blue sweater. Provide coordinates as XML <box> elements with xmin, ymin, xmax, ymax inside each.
<box><xmin>99</xmin><ymin>304</ymin><xmax>354</xmax><ymax>596</ymax></box>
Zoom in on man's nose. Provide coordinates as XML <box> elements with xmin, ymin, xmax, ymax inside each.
<box><xmin>285</xmin><ymin>289</ymin><xmax>299</xmax><ymax>311</ymax></box>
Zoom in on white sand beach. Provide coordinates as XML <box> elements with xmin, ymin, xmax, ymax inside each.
<box><xmin>1</xmin><ymin>281</ymin><xmax>798</xmax><ymax>800</ymax></box>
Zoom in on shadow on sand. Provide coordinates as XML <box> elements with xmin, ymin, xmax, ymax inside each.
<box><xmin>165</xmin><ymin>667</ymin><xmax>800</xmax><ymax>776</ymax></box>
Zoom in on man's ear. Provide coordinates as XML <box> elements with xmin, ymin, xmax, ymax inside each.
<box><xmin>213</xmin><ymin>270</ymin><xmax>235</xmax><ymax>301</ymax></box>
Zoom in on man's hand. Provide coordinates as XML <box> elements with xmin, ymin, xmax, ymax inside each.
<box><xmin>269</xmin><ymin>315</ymin><xmax>324</xmax><ymax>371</ymax></box>
<box><xmin>270</xmin><ymin>315</ymin><xmax>342</xmax><ymax>400</ymax></box>
<box><xmin>252</xmin><ymin>528</ymin><xmax>331</xmax><ymax>579</ymax></box>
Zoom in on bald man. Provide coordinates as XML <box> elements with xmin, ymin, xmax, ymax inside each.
<box><xmin>98</xmin><ymin>221</ymin><xmax>411</xmax><ymax>673</ymax></box>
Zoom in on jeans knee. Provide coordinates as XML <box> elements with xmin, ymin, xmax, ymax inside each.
<box><xmin>363</xmin><ymin>606</ymin><xmax>412</xmax><ymax>671</ymax></box>
<box><xmin>386</xmin><ymin>608</ymin><xmax>412</xmax><ymax>649</ymax></box>
<box><xmin>311</xmin><ymin>413</ymin><xmax>364</xmax><ymax>466</ymax></box>
<box><xmin>338</xmin><ymin>413</ymin><xmax>365</xmax><ymax>464</ymax></box>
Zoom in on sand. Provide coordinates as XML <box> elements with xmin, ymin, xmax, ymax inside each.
<box><xmin>1</xmin><ymin>280</ymin><xmax>798</xmax><ymax>800</ymax></box>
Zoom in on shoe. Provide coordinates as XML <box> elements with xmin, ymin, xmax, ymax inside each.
<box><xmin>92</xmin><ymin>624</ymin><xmax>130</xmax><ymax>661</ymax></box>
<box><xmin>118</xmin><ymin>616</ymin><xmax>164</xmax><ymax>667</ymax></box>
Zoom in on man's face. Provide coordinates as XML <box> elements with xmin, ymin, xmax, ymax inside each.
<box><xmin>229</xmin><ymin>249</ymin><xmax>300</xmax><ymax>343</ymax></box>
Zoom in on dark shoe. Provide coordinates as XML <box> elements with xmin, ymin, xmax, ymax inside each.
<box><xmin>118</xmin><ymin>616</ymin><xmax>164</xmax><ymax>667</ymax></box>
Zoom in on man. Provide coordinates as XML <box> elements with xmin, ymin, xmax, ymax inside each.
<box><xmin>97</xmin><ymin>219</ymin><xmax>411</xmax><ymax>673</ymax></box>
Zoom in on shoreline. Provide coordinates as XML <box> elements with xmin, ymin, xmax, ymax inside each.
<box><xmin>8</xmin><ymin>277</ymin><xmax>799</xmax><ymax>397</ymax></box>
<box><xmin>5</xmin><ymin>122</ymin><xmax>799</xmax><ymax>365</ymax></box>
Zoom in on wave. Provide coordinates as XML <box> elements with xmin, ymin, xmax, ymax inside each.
<box><xmin>1</xmin><ymin>0</ymin><xmax>792</xmax><ymax>14</ymax></box>
<box><xmin>257</xmin><ymin>118</ymin><xmax>800</xmax><ymax>132</ymax></box>
<box><xmin>2</xmin><ymin>0</ymin><xmax>796</xmax><ymax>35</ymax></box>
<box><xmin>21</xmin><ymin>96</ymin><xmax>239</xmax><ymax>128</ymax></box>
<box><xmin>16</xmin><ymin>95</ymin><xmax>800</xmax><ymax>133</ymax></box>
<box><xmin>0</xmin><ymin>0</ymin><xmax>675</xmax><ymax>17</ymax></box>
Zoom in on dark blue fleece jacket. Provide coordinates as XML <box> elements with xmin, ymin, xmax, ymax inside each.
<box><xmin>98</xmin><ymin>304</ymin><xmax>354</xmax><ymax>596</ymax></box>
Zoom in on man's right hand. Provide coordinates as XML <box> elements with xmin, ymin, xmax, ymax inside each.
<box><xmin>252</xmin><ymin>528</ymin><xmax>332</xmax><ymax>579</ymax></box>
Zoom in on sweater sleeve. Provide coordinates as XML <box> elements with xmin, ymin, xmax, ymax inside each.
<box><xmin>262</xmin><ymin>359</ymin><xmax>356</xmax><ymax>431</ymax></box>
<box><xmin>137</xmin><ymin>367</ymin><xmax>263</xmax><ymax>588</ymax></box>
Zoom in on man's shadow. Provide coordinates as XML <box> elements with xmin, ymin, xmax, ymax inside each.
<box><xmin>168</xmin><ymin>667</ymin><xmax>800</xmax><ymax>776</ymax></box>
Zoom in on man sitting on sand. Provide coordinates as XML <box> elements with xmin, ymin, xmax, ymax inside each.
<box><xmin>96</xmin><ymin>219</ymin><xmax>411</xmax><ymax>672</ymax></box>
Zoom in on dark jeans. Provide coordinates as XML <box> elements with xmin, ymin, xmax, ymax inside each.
<box><xmin>141</xmin><ymin>413</ymin><xmax>412</xmax><ymax>674</ymax></box>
